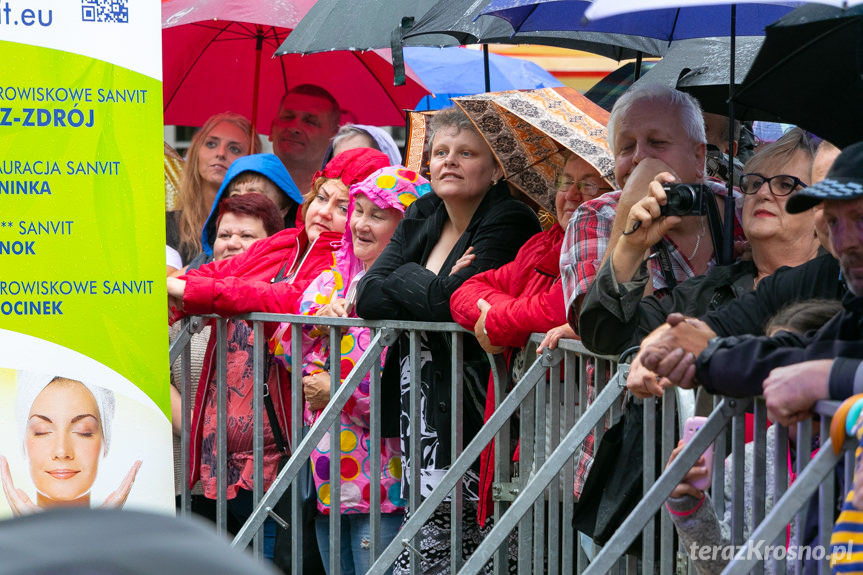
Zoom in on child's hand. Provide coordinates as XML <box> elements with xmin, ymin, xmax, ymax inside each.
<box><xmin>666</xmin><ymin>441</ymin><xmax>707</xmax><ymax>500</ymax></box>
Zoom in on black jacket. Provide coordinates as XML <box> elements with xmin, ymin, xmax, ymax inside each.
<box><xmin>356</xmin><ymin>183</ymin><xmax>541</xmax><ymax>447</ymax></box>
<box><xmin>579</xmin><ymin>252</ymin><xmax>758</xmax><ymax>356</ymax></box>
<box><xmin>702</xmin><ymin>252</ymin><xmax>843</xmax><ymax>337</ymax></box>
<box><xmin>696</xmin><ymin>291</ymin><xmax>863</xmax><ymax>397</ymax></box>
<box><xmin>357</xmin><ymin>183</ymin><xmax>540</xmax><ymax>322</ymax></box>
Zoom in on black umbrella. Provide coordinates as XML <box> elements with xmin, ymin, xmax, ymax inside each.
<box><xmin>733</xmin><ymin>3</ymin><xmax>863</xmax><ymax>149</ymax></box>
<box><xmin>634</xmin><ymin>36</ymin><xmax>764</xmax><ymax>116</ymax></box>
<box><xmin>275</xmin><ymin>0</ymin><xmax>456</xmax><ymax>54</ymax></box>
<box><xmin>583</xmin><ymin>61</ymin><xmax>658</xmax><ymax>111</ymax></box>
<box><xmin>404</xmin><ymin>0</ymin><xmax>668</xmax><ymax>60</ymax></box>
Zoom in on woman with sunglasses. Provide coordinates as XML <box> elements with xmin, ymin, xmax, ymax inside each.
<box><xmin>579</xmin><ymin>127</ymin><xmax>821</xmax><ymax>358</ymax></box>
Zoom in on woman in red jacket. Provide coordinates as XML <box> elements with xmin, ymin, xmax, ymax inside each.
<box><xmin>449</xmin><ymin>150</ymin><xmax>614</xmax><ymax>525</ymax></box>
<box><xmin>167</xmin><ymin>147</ymin><xmax>390</xmax><ymax>560</ymax></box>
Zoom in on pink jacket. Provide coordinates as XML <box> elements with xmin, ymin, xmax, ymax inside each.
<box><xmin>272</xmin><ymin>269</ymin><xmax>404</xmax><ymax>515</ymax></box>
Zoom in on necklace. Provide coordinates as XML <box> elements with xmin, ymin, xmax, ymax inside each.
<box><xmin>689</xmin><ymin>216</ymin><xmax>707</xmax><ymax>261</ymax></box>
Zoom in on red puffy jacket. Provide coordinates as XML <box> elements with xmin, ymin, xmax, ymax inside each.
<box><xmin>178</xmin><ymin>228</ymin><xmax>342</xmax><ymax>489</ymax></box>
<box><xmin>450</xmin><ymin>225</ymin><xmax>567</xmax><ymax>345</ymax></box>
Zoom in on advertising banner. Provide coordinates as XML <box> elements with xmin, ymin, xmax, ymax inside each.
<box><xmin>0</xmin><ymin>1</ymin><xmax>173</xmax><ymax>516</ymax></box>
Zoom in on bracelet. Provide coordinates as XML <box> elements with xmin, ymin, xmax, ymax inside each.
<box><xmin>665</xmin><ymin>494</ymin><xmax>705</xmax><ymax>517</ymax></box>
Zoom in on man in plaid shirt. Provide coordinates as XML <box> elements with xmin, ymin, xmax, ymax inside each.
<box><xmin>561</xmin><ymin>84</ymin><xmax>739</xmax><ymax>497</ymax></box>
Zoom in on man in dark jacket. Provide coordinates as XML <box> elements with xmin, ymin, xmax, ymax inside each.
<box><xmin>635</xmin><ymin>141</ymin><xmax>863</xmax><ymax>425</ymax></box>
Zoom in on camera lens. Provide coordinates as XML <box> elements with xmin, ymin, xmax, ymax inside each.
<box><xmin>667</xmin><ymin>185</ymin><xmax>695</xmax><ymax>213</ymax></box>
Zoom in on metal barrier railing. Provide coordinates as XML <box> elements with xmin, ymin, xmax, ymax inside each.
<box><xmin>168</xmin><ymin>313</ymin><xmax>857</xmax><ymax>574</ymax></box>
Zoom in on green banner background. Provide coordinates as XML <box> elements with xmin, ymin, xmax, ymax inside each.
<box><xmin>0</xmin><ymin>41</ymin><xmax>167</xmax><ymax>416</ymax></box>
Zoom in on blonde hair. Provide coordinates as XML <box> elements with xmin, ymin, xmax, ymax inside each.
<box><xmin>175</xmin><ymin>112</ymin><xmax>262</xmax><ymax>258</ymax></box>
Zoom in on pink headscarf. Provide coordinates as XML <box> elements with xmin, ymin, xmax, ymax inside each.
<box><xmin>334</xmin><ymin>166</ymin><xmax>431</xmax><ymax>287</ymax></box>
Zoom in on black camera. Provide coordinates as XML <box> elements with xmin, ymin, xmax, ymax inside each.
<box><xmin>660</xmin><ymin>183</ymin><xmax>712</xmax><ymax>217</ymax></box>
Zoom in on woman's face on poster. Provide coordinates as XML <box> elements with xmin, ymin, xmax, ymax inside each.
<box><xmin>25</xmin><ymin>379</ymin><xmax>103</xmax><ymax>505</ymax></box>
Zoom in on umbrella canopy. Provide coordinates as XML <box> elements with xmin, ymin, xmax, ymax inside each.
<box><xmin>454</xmin><ymin>87</ymin><xmax>615</xmax><ymax>217</ymax></box>
<box><xmin>404</xmin><ymin>0</ymin><xmax>668</xmax><ymax>59</ymax></box>
<box><xmin>161</xmin><ymin>0</ymin><xmax>315</xmax><ymax>28</ymax></box>
<box><xmin>733</xmin><ymin>3</ymin><xmax>863</xmax><ymax>148</ymax></box>
<box><xmin>274</xmin><ymin>0</ymin><xmax>458</xmax><ymax>54</ymax></box>
<box><xmin>405</xmin><ymin>46</ymin><xmax>564</xmax><ymax>110</ymax></box>
<box><xmin>584</xmin><ymin>61</ymin><xmax>657</xmax><ymax>111</ymax></box>
<box><xmin>482</xmin><ymin>0</ymin><xmax>796</xmax><ymax>40</ymax></box>
<box><xmin>162</xmin><ymin>2</ymin><xmax>429</xmax><ymax>132</ymax></box>
<box><xmin>632</xmin><ymin>36</ymin><xmax>764</xmax><ymax>114</ymax></box>
<box><xmin>584</xmin><ymin>0</ymin><xmax>855</xmax><ymax>21</ymax></box>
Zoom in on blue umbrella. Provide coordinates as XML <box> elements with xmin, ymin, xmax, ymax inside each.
<box><xmin>404</xmin><ymin>46</ymin><xmax>563</xmax><ymax>110</ymax></box>
<box><xmin>483</xmin><ymin>0</ymin><xmax>798</xmax><ymax>266</ymax></box>
<box><xmin>481</xmin><ymin>0</ymin><xmax>796</xmax><ymax>40</ymax></box>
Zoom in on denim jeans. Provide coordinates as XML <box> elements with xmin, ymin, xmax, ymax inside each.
<box><xmin>228</xmin><ymin>489</ymin><xmax>277</xmax><ymax>561</ymax></box>
<box><xmin>315</xmin><ymin>513</ymin><xmax>404</xmax><ymax>575</ymax></box>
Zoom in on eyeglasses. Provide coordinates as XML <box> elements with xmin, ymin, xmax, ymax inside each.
<box><xmin>739</xmin><ymin>173</ymin><xmax>808</xmax><ymax>196</ymax></box>
<box><xmin>555</xmin><ymin>177</ymin><xmax>612</xmax><ymax>197</ymax></box>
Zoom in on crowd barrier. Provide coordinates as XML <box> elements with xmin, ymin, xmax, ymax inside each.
<box><xmin>168</xmin><ymin>313</ymin><xmax>858</xmax><ymax>574</ymax></box>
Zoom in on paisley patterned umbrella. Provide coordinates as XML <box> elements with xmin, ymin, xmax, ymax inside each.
<box><xmin>453</xmin><ymin>87</ymin><xmax>615</xmax><ymax>218</ymax></box>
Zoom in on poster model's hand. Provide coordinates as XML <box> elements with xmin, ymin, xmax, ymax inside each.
<box><xmin>0</xmin><ymin>455</ymin><xmax>39</xmax><ymax>516</ymax></box>
<box><xmin>101</xmin><ymin>460</ymin><xmax>142</xmax><ymax>509</ymax></box>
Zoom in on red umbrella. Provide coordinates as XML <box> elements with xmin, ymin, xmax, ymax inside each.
<box><xmin>162</xmin><ymin>0</ymin><xmax>430</xmax><ymax>133</ymax></box>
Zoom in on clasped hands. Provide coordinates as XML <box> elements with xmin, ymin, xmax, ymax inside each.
<box><xmin>629</xmin><ymin>313</ymin><xmax>832</xmax><ymax>426</ymax></box>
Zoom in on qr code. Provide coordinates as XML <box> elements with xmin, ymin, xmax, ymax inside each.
<box><xmin>82</xmin><ymin>0</ymin><xmax>129</xmax><ymax>23</ymax></box>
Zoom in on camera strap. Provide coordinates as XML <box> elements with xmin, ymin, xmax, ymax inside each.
<box><xmin>651</xmin><ymin>242</ymin><xmax>677</xmax><ymax>289</ymax></box>
<box><xmin>704</xmin><ymin>191</ymin><xmax>731</xmax><ymax>266</ymax></box>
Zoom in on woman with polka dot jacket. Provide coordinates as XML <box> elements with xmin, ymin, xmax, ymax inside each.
<box><xmin>270</xmin><ymin>165</ymin><xmax>430</xmax><ymax>574</ymax></box>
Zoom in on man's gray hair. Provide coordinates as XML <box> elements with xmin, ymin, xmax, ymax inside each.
<box><xmin>607</xmin><ymin>84</ymin><xmax>706</xmax><ymax>154</ymax></box>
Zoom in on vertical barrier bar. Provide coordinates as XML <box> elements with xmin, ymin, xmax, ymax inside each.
<box><xmin>660</xmin><ymin>390</ymin><xmax>677</xmax><ymax>574</ymax></box>
<box><xmin>752</xmin><ymin>400</ymin><xmax>767</xmax><ymax>575</ymax></box>
<box><xmin>547</xmin><ymin>356</ymin><xmax>561</xmax><ymax>575</ymax></box>
<box><xmin>773</xmin><ymin>423</ymin><xmax>789</xmax><ymax>575</ymax></box>
<box><xmin>369</xmin><ymin>326</ymin><xmax>383</xmax><ymax>564</ymax></box>
<box><xmin>216</xmin><ymin>317</ymin><xmax>228</xmax><ymax>535</ymax></box>
<box><xmin>576</xmin><ymin>353</ymin><xmax>591</xmax><ymax>573</ymax></box>
<box><xmin>730</xmin><ymin>412</ymin><xmax>746</xmax><ymax>547</ymax></box>
<box><xmin>451</xmin><ymin>331</ymin><xmax>464</xmax><ymax>574</ymax></box>
<box><xmin>252</xmin><ymin>320</ymin><xmax>266</xmax><ymax>558</ymax></box>
<box><xmin>712</xmin><ymin>394</ymin><xmax>726</xmax><ymax>518</ymax></box>
<box><xmin>533</xmin><ymin>361</ymin><xmax>547</xmax><ymax>574</ymax></box>
<box><xmin>794</xmin><ymin>419</ymin><xmax>812</xmax><ymax>574</ymax></box>
<box><xmin>328</xmin><ymin>324</ymin><xmax>344</xmax><ymax>575</ymax></box>
<box><xmin>290</xmin><ymin>322</ymin><xmax>304</xmax><ymax>575</ymax></box>
<box><xmin>519</xmin><ymin>371</ymin><xmax>536</xmax><ymax>574</ymax></box>
<box><xmin>492</xmin><ymin>351</ymin><xmax>512</xmax><ymax>575</ymax></box>
<box><xmin>179</xmin><ymin>318</ymin><xmax>193</xmax><ymax>517</ymax></box>
<box><xmin>643</xmin><ymin>396</ymin><xmax>656</xmax><ymax>574</ymax></box>
<box><xmin>409</xmin><ymin>330</ymin><xmax>422</xmax><ymax>575</ymax></box>
<box><xmin>562</xmin><ymin>349</ymin><xmax>576</xmax><ymax>575</ymax></box>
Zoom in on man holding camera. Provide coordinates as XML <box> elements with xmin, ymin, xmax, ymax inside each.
<box><xmin>560</xmin><ymin>83</ymin><xmax>742</xmax><ymax>498</ymax></box>
<box><xmin>560</xmin><ymin>84</ymin><xmax>739</xmax><ymax>332</ymax></box>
